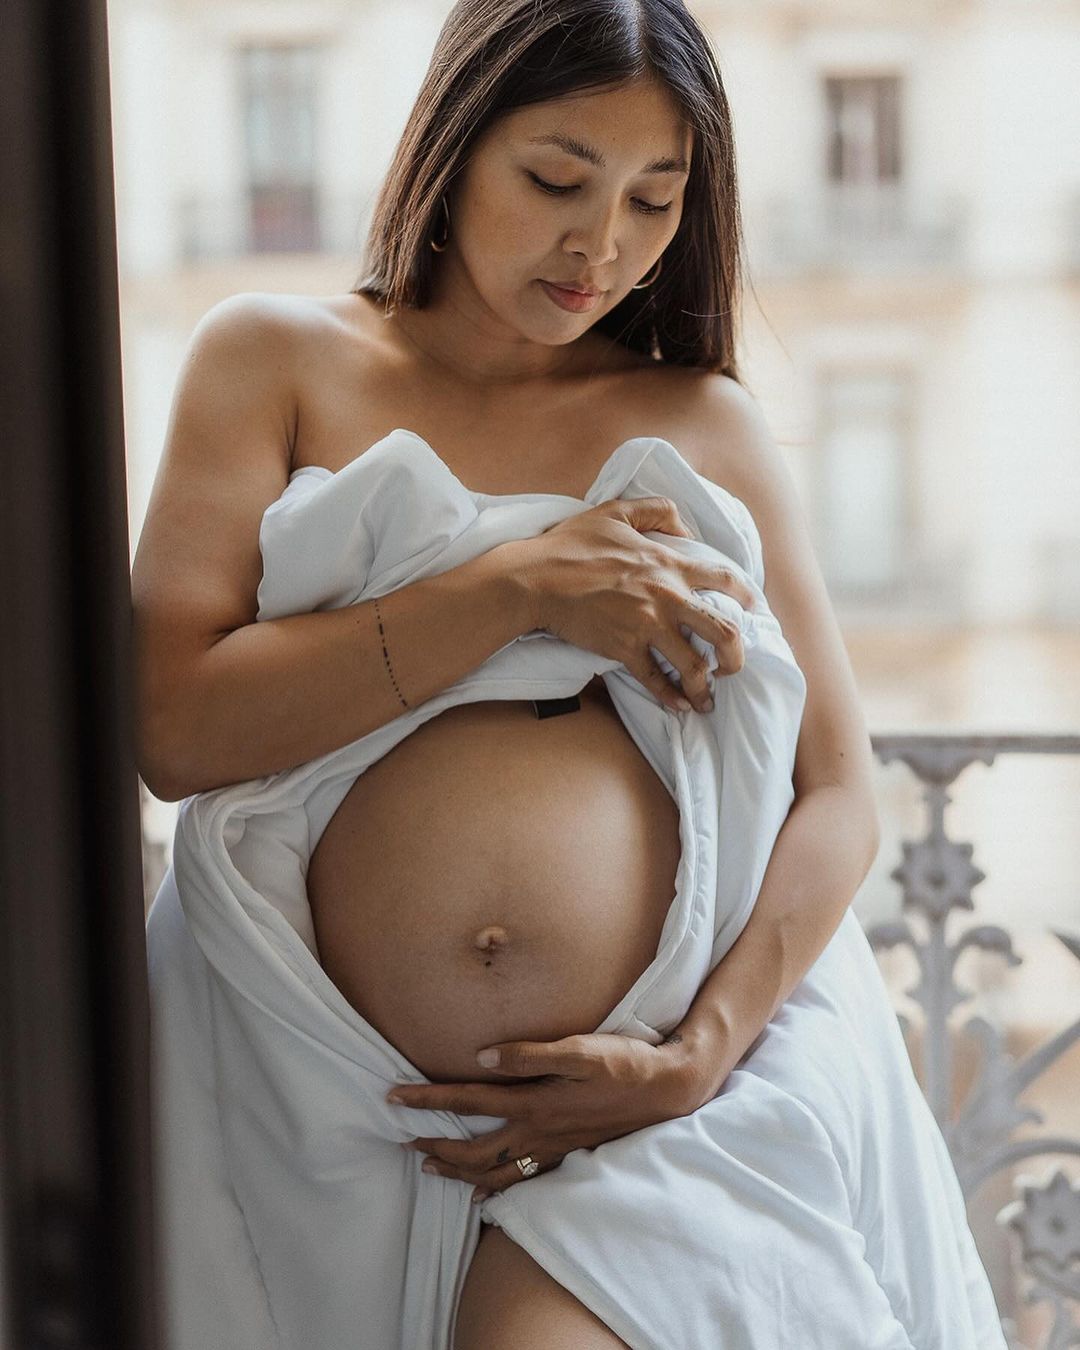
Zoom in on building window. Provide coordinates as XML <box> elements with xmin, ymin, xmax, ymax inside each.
<box><xmin>823</xmin><ymin>74</ymin><xmax>904</xmax><ymax>238</ymax></box>
<box><xmin>825</xmin><ymin>74</ymin><xmax>903</xmax><ymax>186</ymax></box>
<box><xmin>238</xmin><ymin>44</ymin><xmax>320</xmax><ymax>252</ymax></box>
<box><xmin>816</xmin><ymin>370</ymin><xmax>912</xmax><ymax>597</ymax></box>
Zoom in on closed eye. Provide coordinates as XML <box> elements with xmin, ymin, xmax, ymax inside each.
<box><xmin>526</xmin><ymin>171</ymin><xmax>672</xmax><ymax>216</ymax></box>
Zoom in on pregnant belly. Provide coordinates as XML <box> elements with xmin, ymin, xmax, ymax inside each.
<box><xmin>306</xmin><ymin>676</ymin><xmax>683</xmax><ymax>1084</ymax></box>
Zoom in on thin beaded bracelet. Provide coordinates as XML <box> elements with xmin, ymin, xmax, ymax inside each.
<box><xmin>373</xmin><ymin>596</ymin><xmax>409</xmax><ymax>709</ymax></box>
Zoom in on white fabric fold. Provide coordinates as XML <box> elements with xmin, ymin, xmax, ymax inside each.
<box><xmin>146</xmin><ymin>429</ymin><xmax>1006</xmax><ymax>1349</ymax></box>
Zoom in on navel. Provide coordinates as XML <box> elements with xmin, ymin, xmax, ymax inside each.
<box><xmin>472</xmin><ymin>925</ymin><xmax>510</xmax><ymax>966</ymax></box>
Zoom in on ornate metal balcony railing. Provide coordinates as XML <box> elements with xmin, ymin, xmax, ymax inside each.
<box><xmin>867</xmin><ymin>732</ymin><xmax>1080</xmax><ymax>1350</ymax></box>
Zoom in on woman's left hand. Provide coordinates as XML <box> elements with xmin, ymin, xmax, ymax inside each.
<box><xmin>387</xmin><ymin>1031</ymin><xmax>715</xmax><ymax>1204</ymax></box>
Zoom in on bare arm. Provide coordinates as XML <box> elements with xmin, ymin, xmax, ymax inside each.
<box><xmin>140</xmin><ymin>542</ymin><xmax>535</xmax><ymax>801</ymax></box>
<box><xmin>131</xmin><ymin>293</ymin><xmax>537</xmax><ymax>802</ymax></box>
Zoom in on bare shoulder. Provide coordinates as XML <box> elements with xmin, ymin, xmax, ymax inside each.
<box><xmin>196</xmin><ymin>287</ymin><xmax>355</xmax><ymax>383</ymax></box>
<box><xmin>192</xmin><ymin>288</ymin><xmax>316</xmax><ymax>368</ymax></box>
<box><xmin>195</xmin><ymin>289</ymin><xmax>386</xmax><ymax>454</ymax></box>
<box><xmin>183</xmin><ymin>291</ymin><xmax>315</xmax><ymax>444</ymax></box>
<box><xmin>643</xmin><ymin>368</ymin><xmax>777</xmax><ymax>496</ymax></box>
<box><xmin>659</xmin><ymin>366</ymin><xmax>809</xmax><ymax>586</ymax></box>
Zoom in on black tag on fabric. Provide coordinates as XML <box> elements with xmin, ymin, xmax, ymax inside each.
<box><xmin>531</xmin><ymin>694</ymin><xmax>582</xmax><ymax>719</ymax></box>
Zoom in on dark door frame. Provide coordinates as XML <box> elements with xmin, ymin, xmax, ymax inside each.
<box><xmin>0</xmin><ymin>2</ymin><xmax>163</xmax><ymax>1346</ymax></box>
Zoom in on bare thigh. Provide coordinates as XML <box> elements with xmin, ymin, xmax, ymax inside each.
<box><xmin>454</xmin><ymin>1223</ymin><xmax>631</xmax><ymax>1350</ymax></box>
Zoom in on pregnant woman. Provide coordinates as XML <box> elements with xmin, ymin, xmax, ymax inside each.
<box><xmin>135</xmin><ymin>2</ymin><xmax>1007</xmax><ymax>1347</ymax></box>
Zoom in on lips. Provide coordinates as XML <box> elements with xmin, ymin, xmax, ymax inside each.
<box><xmin>545</xmin><ymin>280</ymin><xmax>602</xmax><ymax>296</ymax></box>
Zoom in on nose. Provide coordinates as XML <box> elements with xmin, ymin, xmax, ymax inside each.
<box><xmin>563</xmin><ymin>199</ymin><xmax>620</xmax><ymax>268</ymax></box>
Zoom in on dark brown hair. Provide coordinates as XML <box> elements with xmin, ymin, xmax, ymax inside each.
<box><xmin>352</xmin><ymin>0</ymin><xmax>745</xmax><ymax>379</ymax></box>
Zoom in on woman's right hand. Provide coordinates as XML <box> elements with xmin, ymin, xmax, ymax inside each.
<box><xmin>521</xmin><ymin>496</ymin><xmax>757</xmax><ymax>715</ymax></box>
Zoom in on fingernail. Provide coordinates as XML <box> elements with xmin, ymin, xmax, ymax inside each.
<box><xmin>476</xmin><ymin>1048</ymin><xmax>499</xmax><ymax>1067</ymax></box>
<box><xmin>675</xmin><ymin>697</ymin><xmax>692</xmax><ymax>712</ymax></box>
<box><xmin>701</xmin><ymin>697</ymin><xmax>714</xmax><ymax>713</ymax></box>
<box><xmin>421</xmin><ymin>1160</ymin><xmax>438</xmax><ymax>1175</ymax></box>
<box><xmin>386</xmin><ymin>1092</ymin><xmax>404</xmax><ymax>1105</ymax></box>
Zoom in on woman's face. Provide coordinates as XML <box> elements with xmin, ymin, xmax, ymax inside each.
<box><xmin>442</xmin><ymin>77</ymin><xmax>693</xmax><ymax>343</ymax></box>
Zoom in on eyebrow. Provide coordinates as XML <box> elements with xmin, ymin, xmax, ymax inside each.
<box><xmin>525</xmin><ymin>131</ymin><xmax>689</xmax><ymax>175</ymax></box>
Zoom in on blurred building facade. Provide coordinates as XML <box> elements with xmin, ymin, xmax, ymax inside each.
<box><xmin>110</xmin><ymin>3</ymin><xmax>1080</xmax><ymax>1339</ymax></box>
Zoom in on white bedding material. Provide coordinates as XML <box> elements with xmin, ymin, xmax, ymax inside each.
<box><xmin>145</xmin><ymin>429</ymin><xmax>1007</xmax><ymax>1349</ymax></box>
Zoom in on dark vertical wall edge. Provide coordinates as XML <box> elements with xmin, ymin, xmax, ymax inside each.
<box><xmin>0</xmin><ymin>1</ymin><xmax>164</xmax><ymax>1347</ymax></box>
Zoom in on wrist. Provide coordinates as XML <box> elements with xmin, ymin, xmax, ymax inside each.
<box><xmin>649</xmin><ymin>1029</ymin><xmax>710</xmax><ymax>1114</ymax></box>
<box><xmin>492</xmin><ymin>537</ymin><xmax>548</xmax><ymax>636</ymax></box>
<box><xmin>662</xmin><ymin>1015</ymin><xmax>738</xmax><ymax>1107</ymax></box>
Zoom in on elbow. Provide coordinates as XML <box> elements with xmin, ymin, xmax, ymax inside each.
<box><xmin>134</xmin><ymin>708</ymin><xmax>192</xmax><ymax>804</ymax></box>
<box><xmin>139</xmin><ymin>770</ymin><xmax>188</xmax><ymax>806</ymax></box>
<box><xmin>136</xmin><ymin>748</ymin><xmax>187</xmax><ymax>805</ymax></box>
<box><xmin>139</xmin><ymin>773</ymin><xmax>186</xmax><ymax>806</ymax></box>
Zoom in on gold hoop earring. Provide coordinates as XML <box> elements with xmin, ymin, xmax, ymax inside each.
<box><xmin>430</xmin><ymin>193</ymin><xmax>450</xmax><ymax>252</ymax></box>
<box><xmin>631</xmin><ymin>255</ymin><xmax>663</xmax><ymax>289</ymax></box>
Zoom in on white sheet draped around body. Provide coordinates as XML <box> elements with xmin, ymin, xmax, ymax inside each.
<box><xmin>145</xmin><ymin>430</ymin><xmax>1006</xmax><ymax>1350</ymax></box>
